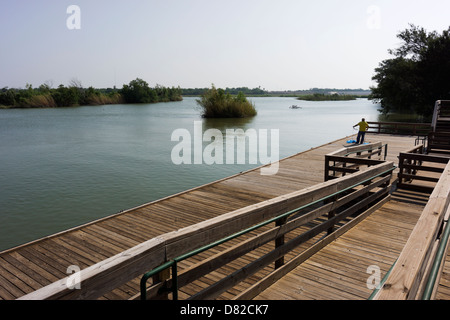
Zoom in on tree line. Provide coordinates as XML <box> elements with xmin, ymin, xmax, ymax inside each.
<box><xmin>0</xmin><ymin>78</ymin><xmax>182</xmax><ymax>108</ymax></box>
<box><xmin>181</xmin><ymin>86</ymin><xmax>268</xmax><ymax>97</ymax></box>
<box><xmin>369</xmin><ymin>24</ymin><xmax>450</xmax><ymax>118</ymax></box>
<box><xmin>297</xmin><ymin>93</ymin><xmax>359</xmax><ymax>101</ymax></box>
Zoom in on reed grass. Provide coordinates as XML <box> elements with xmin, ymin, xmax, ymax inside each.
<box><xmin>86</xmin><ymin>92</ymin><xmax>124</xmax><ymax>105</ymax></box>
<box><xmin>25</xmin><ymin>94</ymin><xmax>57</xmax><ymax>108</ymax></box>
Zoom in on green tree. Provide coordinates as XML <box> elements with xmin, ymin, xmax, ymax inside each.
<box><xmin>0</xmin><ymin>88</ymin><xmax>16</xmax><ymax>107</ymax></box>
<box><xmin>52</xmin><ymin>85</ymin><xmax>79</xmax><ymax>107</ymax></box>
<box><xmin>120</xmin><ymin>78</ymin><xmax>156</xmax><ymax>103</ymax></box>
<box><xmin>370</xmin><ymin>24</ymin><xmax>450</xmax><ymax>117</ymax></box>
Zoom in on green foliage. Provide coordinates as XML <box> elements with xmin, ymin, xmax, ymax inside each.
<box><xmin>196</xmin><ymin>85</ymin><xmax>257</xmax><ymax>118</ymax></box>
<box><xmin>0</xmin><ymin>88</ymin><xmax>17</xmax><ymax>107</ymax></box>
<box><xmin>120</xmin><ymin>78</ymin><xmax>154</xmax><ymax>103</ymax></box>
<box><xmin>120</xmin><ymin>78</ymin><xmax>182</xmax><ymax>104</ymax></box>
<box><xmin>370</xmin><ymin>24</ymin><xmax>450</xmax><ymax>117</ymax></box>
<box><xmin>182</xmin><ymin>86</ymin><xmax>268</xmax><ymax>97</ymax></box>
<box><xmin>0</xmin><ymin>78</ymin><xmax>181</xmax><ymax>108</ymax></box>
<box><xmin>52</xmin><ymin>85</ymin><xmax>79</xmax><ymax>107</ymax></box>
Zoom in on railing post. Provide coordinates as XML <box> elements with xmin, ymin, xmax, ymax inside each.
<box><xmin>274</xmin><ymin>216</ymin><xmax>288</xmax><ymax>269</ymax></box>
<box><xmin>151</xmin><ymin>266</ymin><xmax>171</xmax><ymax>300</ymax></box>
<box><xmin>398</xmin><ymin>153</ymin><xmax>404</xmax><ymax>187</ymax></box>
<box><xmin>172</xmin><ymin>261</ymin><xmax>178</xmax><ymax>300</ymax></box>
<box><xmin>324</xmin><ymin>155</ymin><xmax>330</xmax><ymax>181</ymax></box>
<box><xmin>327</xmin><ymin>194</ymin><xmax>339</xmax><ymax>235</ymax></box>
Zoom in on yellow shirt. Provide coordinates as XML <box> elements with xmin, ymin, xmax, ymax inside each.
<box><xmin>357</xmin><ymin>121</ymin><xmax>369</xmax><ymax>132</ymax></box>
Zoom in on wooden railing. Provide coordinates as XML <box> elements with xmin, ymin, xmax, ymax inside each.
<box><xmin>324</xmin><ymin>142</ymin><xmax>387</xmax><ymax>181</ymax></box>
<box><xmin>432</xmin><ymin>100</ymin><xmax>450</xmax><ymax>131</ymax></box>
<box><xmin>428</xmin><ymin>100</ymin><xmax>450</xmax><ymax>155</ymax></box>
<box><xmin>18</xmin><ymin>161</ymin><xmax>395</xmax><ymax>300</ymax></box>
<box><xmin>397</xmin><ymin>144</ymin><xmax>449</xmax><ymax>193</ymax></box>
<box><xmin>428</xmin><ymin>131</ymin><xmax>450</xmax><ymax>155</ymax></box>
<box><xmin>431</xmin><ymin>100</ymin><xmax>441</xmax><ymax>131</ymax></box>
<box><xmin>143</xmin><ymin>163</ymin><xmax>394</xmax><ymax>300</ymax></box>
<box><xmin>373</xmin><ymin>161</ymin><xmax>450</xmax><ymax>300</ymax></box>
<box><xmin>367</xmin><ymin>121</ymin><xmax>431</xmax><ymax>136</ymax></box>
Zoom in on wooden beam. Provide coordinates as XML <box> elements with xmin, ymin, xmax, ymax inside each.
<box><xmin>18</xmin><ymin>237</ymin><xmax>166</xmax><ymax>300</ymax></box>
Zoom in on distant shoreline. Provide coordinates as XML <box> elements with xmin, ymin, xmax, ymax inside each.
<box><xmin>1</xmin><ymin>83</ymin><xmax>370</xmax><ymax>109</ymax></box>
<box><xmin>0</xmin><ymin>79</ymin><xmax>182</xmax><ymax>109</ymax></box>
<box><xmin>0</xmin><ymin>94</ymin><xmax>370</xmax><ymax>110</ymax></box>
<box><xmin>296</xmin><ymin>93</ymin><xmax>364</xmax><ymax>101</ymax></box>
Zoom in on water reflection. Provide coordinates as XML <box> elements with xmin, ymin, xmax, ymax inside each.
<box><xmin>201</xmin><ymin>116</ymin><xmax>256</xmax><ymax>132</ymax></box>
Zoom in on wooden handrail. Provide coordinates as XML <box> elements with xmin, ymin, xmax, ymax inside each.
<box><xmin>18</xmin><ymin>161</ymin><xmax>395</xmax><ymax>300</ymax></box>
<box><xmin>143</xmin><ymin>170</ymin><xmax>393</xmax><ymax>300</ymax></box>
<box><xmin>397</xmin><ymin>145</ymin><xmax>449</xmax><ymax>193</ymax></box>
<box><xmin>324</xmin><ymin>142</ymin><xmax>386</xmax><ymax>181</ymax></box>
<box><xmin>373</xmin><ymin>161</ymin><xmax>450</xmax><ymax>300</ymax></box>
<box><xmin>367</xmin><ymin>121</ymin><xmax>431</xmax><ymax>135</ymax></box>
<box><xmin>431</xmin><ymin>100</ymin><xmax>441</xmax><ymax>131</ymax></box>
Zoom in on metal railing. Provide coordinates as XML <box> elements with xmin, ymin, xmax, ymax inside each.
<box><xmin>422</xmin><ymin>210</ymin><xmax>450</xmax><ymax>300</ymax></box>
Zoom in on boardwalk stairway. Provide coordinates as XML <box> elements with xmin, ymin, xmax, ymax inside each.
<box><xmin>429</xmin><ymin>100</ymin><xmax>450</xmax><ymax>156</ymax></box>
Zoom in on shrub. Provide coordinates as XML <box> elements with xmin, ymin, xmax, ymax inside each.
<box><xmin>196</xmin><ymin>85</ymin><xmax>257</xmax><ymax>118</ymax></box>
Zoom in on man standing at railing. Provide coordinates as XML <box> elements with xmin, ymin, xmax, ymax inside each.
<box><xmin>353</xmin><ymin>118</ymin><xmax>370</xmax><ymax>144</ymax></box>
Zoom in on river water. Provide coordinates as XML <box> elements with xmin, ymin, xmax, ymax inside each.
<box><xmin>0</xmin><ymin>97</ymin><xmax>379</xmax><ymax>251</ymax></box>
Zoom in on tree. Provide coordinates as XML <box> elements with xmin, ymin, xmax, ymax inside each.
<box><xmin>52</xmin><ymin>84</ymin><xmax>79</xmax><ymax>107</ymax></box>
<box><xmin>370</xmin><ymin>24</ymin><xmax>450</xmax><ymax>117</ymax></box>
<box><xmin>120</xmin><ymin>78</ymin><xmax>156</xmax><ymax>103</ymax></box>
<box><xmin>0</xmin><ymin>88</ymin><xmax>16</xmax><ymax>106</ymax></box>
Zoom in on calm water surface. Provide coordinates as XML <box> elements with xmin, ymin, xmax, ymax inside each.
<box><xmin>0</xmin><ymin>97</ymin><xmax>379</xmax><ymax>251</ymax></box>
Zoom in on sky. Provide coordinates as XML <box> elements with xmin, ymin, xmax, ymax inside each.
<box><xmin>1</xmin><ymin>0</ymin><xmax>449</xmax><ymax>91</ymax></box>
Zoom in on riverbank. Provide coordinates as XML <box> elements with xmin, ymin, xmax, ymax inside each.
<box><xmin>0</xmin><ymin>78</ymin><xmax>182</xmax><ymax>109</ymax></box>
<box><xmin>1</xmin><ymin>83</ymin><xmax>372</xmax><ymax>109</ymax></box>
<box><xmin>297</xmin><ymin>93</ymin><xmax>362</xmax><ymax>101</ymax></box>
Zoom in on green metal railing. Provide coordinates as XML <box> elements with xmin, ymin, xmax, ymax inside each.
<box><xmin>369</xmin><ymin>215</ymin><xmax>450</xmax><ymax>300</ymax></box>
<box><xmin>367</xmin><ymin>259</ymin><xmax>397</xmax><ymax>300</ymax></box>
<box><xmin>422</xmin><ymin>215</ymin><xmax>450</xmax><ymax>300</ymax></box>
<box><xmin>140</xmin><ymin>166</ymin><xmax>396</xmax><ymax>300</ymax></box>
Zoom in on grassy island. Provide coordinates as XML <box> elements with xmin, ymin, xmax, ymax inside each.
<box><xmin>297</xmin><ymin>93</ymin><xmax>359</xmax><ymax>101</ymax></box>
<box><xmin>196</xmin><ymin>85</ymin><xmax>257</xmax><ymax>118</ymax></box>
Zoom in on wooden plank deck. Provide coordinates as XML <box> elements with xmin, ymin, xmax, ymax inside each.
<box><xmin>0</xmin><ymin>134</ymin><xmax>422</xmax><ymax>300</ymax></box>
<box><xmin>437</xmin><ymin>249</ymin><xmax>450</xmax><ymax>300</ymax></box>
<box><xmin>253</xmin><ymin>188</ymin><xmax>429</xmax><ymax>300</ymax></box>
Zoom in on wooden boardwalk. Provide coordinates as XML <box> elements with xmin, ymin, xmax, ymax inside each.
<box><xmin>437</xmin><ymin>247</ymin><xmax>450</xmax><ymax>299</ymax></box>
<box><xmin>1</xmin><ymin>133</ymin><xmax>448</xmax><ymax>300</ymax></box>
<box><xmin>254</xmin><ymin>188</ymin><xmax>429</xmax><ymax>300</ymax></box>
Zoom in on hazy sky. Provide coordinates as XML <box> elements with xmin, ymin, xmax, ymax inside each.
<box><xmin>1</xmin><ymin>0</ymin><xmax>449</xmax><ymax>91</ymax></box>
